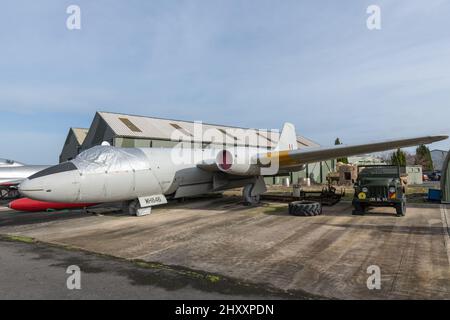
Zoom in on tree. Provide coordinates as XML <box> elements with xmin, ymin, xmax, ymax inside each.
<box><xmin>415</xmin><ymin>144</ymin><xmax>434</xmax><ymax>171</ymax></box>
<box><xmin>405</xmin><ymin>152</ymin><xmax>416</xmax><ymax>166</ymax></box>
<box><xmin>335</xmin><ymin>138</ymin><xmax>348</xmax><ymax>164</ymax></box>
<box><xmin>390</xmin><ymin>148</ymin><xmax>406</xmax><ymax>166</ymax></box>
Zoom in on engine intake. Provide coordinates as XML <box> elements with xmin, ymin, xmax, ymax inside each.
<box><xmin>217</xmin><ymin>150</ymin><xmax>233</xmax><ymax>171</ymax></box>
<box><xmin>216</xmin><ymin>150</ymin><xmax>260</xmax><ymax>176</ymax></box>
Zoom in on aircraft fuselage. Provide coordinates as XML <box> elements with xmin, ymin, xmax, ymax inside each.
<box><xmin>18</xmin><ymin>146</ymin><xmax>269</xmax><ymax>203</ymax></box>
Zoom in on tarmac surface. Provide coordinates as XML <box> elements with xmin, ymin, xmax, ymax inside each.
<box><xmin>0</xmin><ymin>237</ymin><xmax>293</xmax><ymax>300</ymax></box>
<box><xmin>0</xmin><ymin>196</ymin><xmax>449</xmax><ymax>299</ymax></box>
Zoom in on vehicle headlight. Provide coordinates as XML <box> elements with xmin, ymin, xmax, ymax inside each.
<box><xmin>389</xmin><ymin>187</ymin><xmax>396</xmax><ymax>193</ymax></box>
<box><xmin>362</xmin><ymin>187</ymin><xmax>369</xmax><ymax>193</ymax></box>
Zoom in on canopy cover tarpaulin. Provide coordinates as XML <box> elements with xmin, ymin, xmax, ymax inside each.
<box><xmin>72</xmin><ymin>146</ymin><xmax>149</xmax><ymax>174</ymax></box>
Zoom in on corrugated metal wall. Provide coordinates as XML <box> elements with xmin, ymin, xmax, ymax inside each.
<box><xmin>59</xmin><ymin>131</ymin><xmax>79</xmax><ymax>163</ymax></box>
<box><xmin>442</xmin><ymin>152</ymin><xmax>450</xmax><ymax>203</ymax></box>
<box><xmin>264</xmin><ymin>160</ymin><xmax>335</xmax><ymax>185</ymax></box>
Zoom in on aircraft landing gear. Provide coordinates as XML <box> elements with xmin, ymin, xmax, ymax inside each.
<box><xmin>243</xmin><ymin>184</ymin><xmax>260</xmax><ymax>205</ymax></box>
<box><xmin>0</xmin><ymin>188</ymin><xmax>20</xmax><ymax>200</ymax></box>
<box><xmin>242</xmin><ymin>176</ymin><xmax>267</xmax><ymax>206</ymax></box>
<box><xmin>125</xmin><ymin>199</ymin><xmax>152</xmax><ymax>217</ymax></box>
<box><xmin>0</xmin><ymin>189</ymin><xmax>8</xmax><ymax>199</ymax></box>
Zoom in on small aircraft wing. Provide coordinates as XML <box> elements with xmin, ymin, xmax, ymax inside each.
<box><xmin>257</xmin><ymin>135</ymin><xmax>448</xmax><ymax>168</ymax></box>
<box><xmin>0</xmin><ymin>180</ymin><xmax>23</xmax><ymax>188</ymax></box>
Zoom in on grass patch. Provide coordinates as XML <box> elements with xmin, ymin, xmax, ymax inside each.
<box><xmin>263</xmin><ymin>205</ymin><xmax>287</xmax><ymax>214</ymax></box>
<box><xmin>133</xmin><ymin>259</ymin><xmax>223</xmax><ymax>284</ymax></box>
<box><xmin>4</xmin><ymin>235</ymin><xmax>35</xmax><ymax>243</ymax></box>
<box><xmin>206</xmin><ymin>275</ymin><xmax>221</xmax><ymax>283</ymax></box>
<box><xmin>134</xmin><ymin>260</ymin><xmax>169</xmax><ymax>270</ymax></box>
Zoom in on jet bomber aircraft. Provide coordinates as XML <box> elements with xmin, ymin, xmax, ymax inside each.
<box><xmin>18</xmin><ymin>123</ymin><xmax>448</xmax><ymax>216</ymax></box>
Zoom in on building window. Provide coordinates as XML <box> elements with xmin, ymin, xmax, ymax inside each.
<box><xmin>170</xmin><ymin>123</ymin><xmax>193</xmax><ymax>137</ymax></box>
<box><xmin>256</xmin><ymin>132</ymin><xmax>277</xmax><ymax>148</ymax></box>
<box><xmin>297</xmin><ymin>139</ymin><xmax>308</xmax><ymax>147</ymax></box>
<box><xmin>134</xmin><ymin>139</ymin><xmax>152</xmax><ymax>148</ymax></box>
<box><xmin>119</xmin><ymin>118</ymin><xmax>142</xmax><ymax>133</ymax></box>
<box><xmin>217</xmin><ymin>128</ymin><xmax>236</xmax><ymax>141</ymax></box>
<box><xmin>121</xmin><ymin>138</ymin><xmax>135</xmax><ymax>148</ymax></box>
<box><xmin>202</xmin><ymin>141</ymin><xmax>212</xmax><ymax>149</ymax></box>
<box><xmin>256</xmin><ymin>132</ymin><xmax>274</xmax><ymax>144</ymax></box>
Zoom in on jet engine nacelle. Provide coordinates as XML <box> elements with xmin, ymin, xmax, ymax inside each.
<box><xmin>216</xmin><ymin>150</ymin><xmax>261</xmax><ymax>176</ymax></box>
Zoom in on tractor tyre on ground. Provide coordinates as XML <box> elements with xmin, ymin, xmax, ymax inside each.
<box><xmin>289</xmin><ymin>201</ymin><xmax>322</xmax><ymax>216</ymax></box>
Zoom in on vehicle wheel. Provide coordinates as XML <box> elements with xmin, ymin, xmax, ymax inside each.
<box><xmin>396</xmin><ymin>201</ymin><xmax>406</xmax><ymax>216</ymax></box>
<box><xmin>289</xmin><ymin>201</ymin><xmax>322</xmax><ymax>216</ymax></box>
<box><xmin>352</xmin><ymin>203</ymin><xmax>366</xmax><ymax>215</ymax></box>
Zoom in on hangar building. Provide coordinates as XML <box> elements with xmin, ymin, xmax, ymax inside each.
<box><xmin>59</xmin><ymin>128</ymin><xmax>89</xmax><ymax>163</ymax></box>
<box><xmin>431</xmin><ymin>149</ymin><xmax>448</xmax><ymax>171</ymax></box>
<box><xmin>441</xmin><ymin>151</ymin><xmax>450</xmax><ymax>203</ymax></box>
<box><xmin>60</xmin><ymin>111</ymin><xmax>335</xmax><ymax>184</ymax></box>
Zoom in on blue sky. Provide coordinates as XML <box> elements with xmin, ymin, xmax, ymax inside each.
<box><xmin>0</xmin><ymin>0</ymin><xmax>449</xmax><ymax>164</ymax></box>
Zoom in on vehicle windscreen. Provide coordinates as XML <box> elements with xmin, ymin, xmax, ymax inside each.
<box><xmin>359</xmin><ymin>167</ymin><xmax>400</xmax><ymax>177</ymax></box>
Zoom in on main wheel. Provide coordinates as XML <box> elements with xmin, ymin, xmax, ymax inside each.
<box><xmin>289</xmin><ymin>201</ymin><xmax>322</xmax><ymax>216</ymax></box>
<box><xmin>243</xmin><ymin>184</ymin><xmax>260</xmax><ymax>206</ymax></box>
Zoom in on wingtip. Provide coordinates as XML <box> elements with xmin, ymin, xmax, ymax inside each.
<box><xmin>433</xmin><ymin>134</ymin><xmax>449</xmax><ymax>142</ymax></box>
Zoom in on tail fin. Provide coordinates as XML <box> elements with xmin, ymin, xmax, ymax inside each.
<box><xmin>275</xmin><ymin>123</ymin><xmax>298</xmax><ymax>151</ymax></box>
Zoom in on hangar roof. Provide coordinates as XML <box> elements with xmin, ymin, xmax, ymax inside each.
<box><xmin>96</xmin><ymin>111</ymin><xmax>320</xmax><ymax>148</ymax></box>
<box><xmin>71</xmin><ymin>128</ymin><xmax>89</xmax><ymax>145</ymax></box>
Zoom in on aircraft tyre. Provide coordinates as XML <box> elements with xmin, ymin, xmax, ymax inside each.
<box><xmin>243</xmin><ymin>184</ymin><xmax>260</xmax><ymax>205</ymax></box>
<box><xmin>127</xmin><ymin>199</ymin><xmax>140</xmax><ymax>216</ymax></box>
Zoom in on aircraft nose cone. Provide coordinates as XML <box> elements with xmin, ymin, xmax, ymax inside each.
<box><xmin>17</xmin><ymin>162</ymin><xmax>81</xmax><ymax>202</ymax></box>
<box><xmin>18</xmin><ymin>178</ymin><xmax>45</xmax><ymax>199</ymax></box>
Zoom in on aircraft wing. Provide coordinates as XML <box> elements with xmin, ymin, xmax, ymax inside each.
<box><xmin>257</xmin><ymin>135</ymin><xmax>448</xmax><ymax>168</ymax></box>
<box><xmin>0</xmin><ymin>179</ymin><xmax>24</xmax><ymax>188</ymax></box>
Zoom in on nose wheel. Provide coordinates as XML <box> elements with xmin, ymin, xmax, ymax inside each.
<box><xmin>125</xmin><ymin>199</ymin><xmax>152</xmax><ymax>217</ymax></box>
<box><xmin>127</xmin><ymin>199</ymin><xmax>139</xmax><ymax>215</ymax></box>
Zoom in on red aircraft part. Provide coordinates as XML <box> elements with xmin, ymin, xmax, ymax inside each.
<box><xmin>8</xmin><ymin>198</ymin><xmax>96</xmax><ymax>212</ymax></box>
<box><xmin>0</xmin><ymin>183</ymin><xmax>18</xmax><ymax>187</ymax></box>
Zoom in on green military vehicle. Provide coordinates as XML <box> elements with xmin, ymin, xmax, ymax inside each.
<box><xmin>352</xmin><ymin>165</ymin><xmax>406</xmax><ymax>216</ymax></box>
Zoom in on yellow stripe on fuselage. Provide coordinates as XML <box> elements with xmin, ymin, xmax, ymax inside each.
<box><xmin>263</xmin><ymin>151</ymin><xmax>298</xmax><ymax>166</ymax></box>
